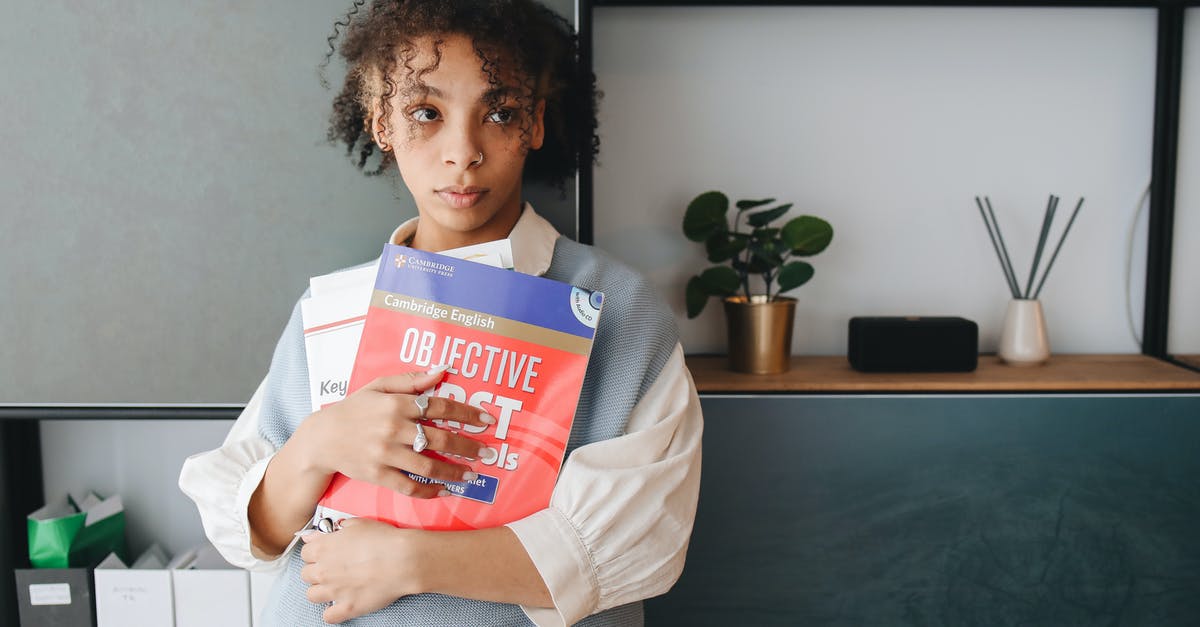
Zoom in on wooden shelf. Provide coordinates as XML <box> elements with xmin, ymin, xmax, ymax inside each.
<box><xmin>685</xmin><ymin>354</ymin><xmax>1200</xmax><ymax>394</ymax></box>
<box><xmin>1176</xmin><ymin>354</ymin><xmax>1200</xmax><ymax>371</ymax></box>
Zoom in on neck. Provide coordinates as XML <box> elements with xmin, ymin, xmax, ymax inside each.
<box><xmin>410</xmin><ymin>201</ymin><xmax>524</xmax><ymax>252</ymax></box>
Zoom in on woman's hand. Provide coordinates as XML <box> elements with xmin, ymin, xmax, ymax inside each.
<box><xmin>293</xmin><ymin>367</ymin><xmax>495</xmax><ymax>498</ymax></box>
<box><xmin>299</xmin><ymin>518</ymin><xmax>428</xmax><ymax>623</ymax></box>
<box><xmin>298</xmin><ymin>517</ymin><xmax>551</xmax><ymax>623</ymax></box>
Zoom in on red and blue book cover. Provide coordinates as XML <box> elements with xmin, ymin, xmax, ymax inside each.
<box><xmin>315</xmin><ymin>244</ymin><xmax>604</xmax><ymax>531</ymax></box>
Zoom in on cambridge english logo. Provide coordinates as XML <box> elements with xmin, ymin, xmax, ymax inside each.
<box><xmin>393</xmin><ymin>251</ymin><xmax>456</xmax><ymax>278</ymax></box>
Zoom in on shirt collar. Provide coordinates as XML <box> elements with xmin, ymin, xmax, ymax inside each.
<box><xmin>387</xmin><ymin>202</ymin><xmax>560</xmax><ymax>276</ymax></box>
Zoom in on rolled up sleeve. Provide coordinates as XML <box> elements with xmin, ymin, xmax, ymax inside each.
<box><xmin>507</xmin><ymin>344</ymin><xmax>703</xmax><ymax>626</ymax></box>
<box><xmin>178</xmin><ymin>377</ymin><xmax>297</xmax><ymax>571</ymax></box>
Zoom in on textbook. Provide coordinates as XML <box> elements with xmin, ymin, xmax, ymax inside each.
<box><xmin>301</xmin><ymin>240</ymin><xmax>513</xmax><ymax>412</ymax></box>
<box><xmin>314</xmin><ymin>243</ymin><xmax>603</xmax><ymax>531</ymax></box>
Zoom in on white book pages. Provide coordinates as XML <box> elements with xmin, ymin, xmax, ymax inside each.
<box><xmin>300</xmin><ymin>239</ymin><xmax>513</xmax><ymax>411</ymax></box>
<box><xmin>439</xmin><ymin>239</ymin><xmax>514</xmax><ymax>269</ymax></box>
<box><xmin>308</xmin><ymin>263</ymin><xmax>377</xmax><ymax>298</ymax></box>
<box><xmin>301</xmin><ymin>284</ymin><xmax>371</xmax><ymax>412</ymax></box>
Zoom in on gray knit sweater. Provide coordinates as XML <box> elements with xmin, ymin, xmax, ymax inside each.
<box><xmin>256</xmin><ymin>237</ymin><xmax>679</xmax><ymax>626</ymax></box>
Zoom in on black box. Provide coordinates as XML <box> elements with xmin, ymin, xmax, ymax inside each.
<box><xmin>14</xmin><ymin>568</ymin><xmax>95</xmax><ymax>627</ymax></box>
<box><xmin>848</xmin><ymin>316</ymin><xmax>978</xmax><ymax>373</ymax></box>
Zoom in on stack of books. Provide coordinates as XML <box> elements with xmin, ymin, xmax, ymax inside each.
<box><xmin>300</xmin><ymin>239</ymin><xmax>603</xmax><ymax>530</ymax></box>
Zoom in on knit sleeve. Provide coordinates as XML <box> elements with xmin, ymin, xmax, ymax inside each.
<box><xmin>506</xmin><ymin>344</ymin><xmax>703</xmax><ymax>626</ymax></box>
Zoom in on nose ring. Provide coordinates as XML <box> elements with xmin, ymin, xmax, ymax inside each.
<box><xmin>471</xmin><ymin>152</ymin><xmax>484</xmax><ymax>166</ymax></box>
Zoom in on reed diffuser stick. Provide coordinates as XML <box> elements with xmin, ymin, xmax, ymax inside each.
<box><xmin>1032</xmin><ymin>197</ymin><xmax>1085</xmax><ymax>299</ymax></box>
<box><xmin>984</xmin><ymin>197</ymin><xmax>1022</xmax><ymax>298</ymax></box>
<box><xmin>1024</xmin><ymin>194</ymin><xmax>1058</xmax><ymax>298</ymax></box>
<box><xmin>974</xmin><ymin>196</ymin><xmax>1020</xmax><ymax>297</ymax></box>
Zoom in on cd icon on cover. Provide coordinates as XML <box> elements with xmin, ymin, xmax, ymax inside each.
<box><xmin>570</xmin><ymin>287</ymin><xmax>603</xmax><ymax>329</ymax></box>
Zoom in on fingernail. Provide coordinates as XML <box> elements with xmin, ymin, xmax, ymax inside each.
<box><xmin>462</xmin><ymin>471</ymin><xmax>478</xmax><ymax>481</ymax></box>
<box><xmin>480</xmin><ymin>413</ymin><xmax>496</xmax><ymax>424</ymax></box>
<box><xmin>427</xmin><ymin>364</ymin><xmax>450</xmax><ymax>376</ymax></box>
<box><xmin>437</xmin><ymin>489</ymin><xmax>452</xmax><ymax>497</ymax></box>
<box><xmin>296</xmin><ymin>529</ymin><xmax>319</xmax><ymax>540</ymax></box>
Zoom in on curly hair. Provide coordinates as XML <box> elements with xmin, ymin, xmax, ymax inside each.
<box><xmin>321</xmin><ymin>0</ymin><xmax>600</xmax><ymax>192</ymax></box>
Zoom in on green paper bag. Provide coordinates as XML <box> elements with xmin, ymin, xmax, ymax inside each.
<box><xmin>27</xmin><ymin>493</ymin><xmax>128</xmax><ymax>568</ymax></box>
<box><xmin>27</xmin><ymin>500</ymin><xmax>86</xmax><ymax>568</ymax></box>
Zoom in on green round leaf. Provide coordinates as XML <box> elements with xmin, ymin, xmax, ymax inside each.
<box><xmin>743</xmin><ymin>255</ymin><xmax>771</xmax><ymax>274</ymax></box>
<box><xmin>782</xmin><ymin>216</ymin><xmax>834</xmax><ymax>255</ymax></box>
<box><xmin>685</xmin><ymin>277</ymin><xmax>709</xmax><ymax>318</ymax></box>
<box><xmin>705</xmin><ymin>233</ymin><xmax>747</xmax><ymax>263</ymax></box>
<box><xmin>699</xmin><ymin>266</ymin><xmax>740</xmax><ymax>296</ymax></box>
<box><xmin>777</xmin><ymin>261</ymin><xmax>815</xmax><ymax>293</ymax></box>
<box><xmin>751</xmin><ymin>227</ymin><xmax>781</xmax><ymax>242</ymax></box>
<box><xmin>746</xmin><ymin>204</ymin><xmax>793</xmax><ymax>227</ymax></box>
<box><xmin>683</xmin><ymin>191</ymin><xmax>729</xmax><ymax>242</ymax></box>
<box><xmin>735</xmin><ymin>198</ymin><xmax>775</xmax><ymax>211</ymax></box>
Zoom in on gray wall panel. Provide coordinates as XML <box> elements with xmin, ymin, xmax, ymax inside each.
<box><xmin>1</xmin><ymin>0</ymin><xmax>578</xmax><ymax>404</ymax></box>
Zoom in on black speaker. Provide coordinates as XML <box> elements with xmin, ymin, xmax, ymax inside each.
<box><xmin>848</xmin><ymin>316</ymin><xmax>978</xmax><ymax>373</ymax></box>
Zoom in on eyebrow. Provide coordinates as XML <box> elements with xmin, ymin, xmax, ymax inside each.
<box><xmin>399</xmin><ymin>84</ymin><xmax>523</xmax><ymax>102</ymax></box>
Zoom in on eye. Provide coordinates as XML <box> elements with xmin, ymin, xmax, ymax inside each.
<box><xmin>410</xmin><ymin>107</ymin><xmax>439</xmax><ymax>123</ymax></box>
<box><xmin>486</xmin><ymin>108</ymin><xmax>514</xmax><ymax>125</ymax></box>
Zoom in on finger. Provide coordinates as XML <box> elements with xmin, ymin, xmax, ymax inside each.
<box><xmin>300</xmin><ymin>539</ymin><xmax>321</xmax><ymax>563</ymax></box>
<box><xmin>336</xmin><ymin>517</ymin><xmax>368</xmax><ymax>531</ymax></box>
<box><xmin>324</xmin><ymin>601</ymin><xmax>354</xmax><ymax>624</ymax></box>
<box><xmin>368</xmin><ymin>364</ymin><xmax>451</xmax><ymax>395</ymax></box>
<box><xmin>372</xmin><ymin>467</ymin><xmax>447</xmax><ymax>499</ymax></box>
<box><xmin>300</xmin><ymin>563</ymin><xmax>321</xmax><ymax>585</ymax></box>
<box><xmin>413</xmin><ymin>425</ymin><xmax>489</xmax><ymax>462</ymax></box>
<box><xmin>388</xmin><ymin>444</ymin><xmax>478</xmax><ymax>483</ymax></box>
<box><xmin>422</xmin><ymin>395</ymin><xmax>496</xmax><ymax>429</ymax></box>
<box><xmin>307</xmin><ymin>587</ymin><xmax>334</xmax><ymax>606</ymax></box>
<box><xmin>306</xmin><ymin>583</ymin><xmax>334</xmax><ymax>604</ymax></box>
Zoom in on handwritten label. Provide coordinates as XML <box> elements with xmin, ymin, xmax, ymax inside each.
<box><xmin>29</xmin><ymin>583</ymin><xmax>71</xmax><ymax>606</ymax></box>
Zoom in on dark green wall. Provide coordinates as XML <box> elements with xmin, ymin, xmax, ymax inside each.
<box><xmin>646</xmin><ymin>395</ymin><xmax>1200</xmax><ymax>626</ymax></box>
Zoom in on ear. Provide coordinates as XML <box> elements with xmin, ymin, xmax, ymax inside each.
<box><xmin>530</xmin><ymin>99</ymin><xmax>546</xmax><ymax>151</ymax></box>
<box><xmin>367</xmin><ymin>102</ymin><xmax>390</xmax><ymax>149</ymax></box>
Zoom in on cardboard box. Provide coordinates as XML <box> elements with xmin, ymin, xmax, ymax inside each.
<box><xmin>14</xmin><ymin>568</ymin><xmax>95</xmax><ymax>627</ymax></box>
<box><xmin>170</xmin><ymin>545</ymin><xmax>250</xmax><ymax>627</ymax></box>
<box><xmin>93</xmin><ymin>548</ymin><xmax>174</xmax><ymax>627</ymax></box>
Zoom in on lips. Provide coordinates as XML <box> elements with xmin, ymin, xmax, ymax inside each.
<box><xmin>436</xmin><ymin>186</ymin><xmax>488</xmax><ymax>209</ymax></box>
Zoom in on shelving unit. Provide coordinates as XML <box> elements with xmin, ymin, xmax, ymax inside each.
<box><xmin>687</xmin><ymin>354</ymin><xmax>1200</xmax><ymax>393</ymax></box>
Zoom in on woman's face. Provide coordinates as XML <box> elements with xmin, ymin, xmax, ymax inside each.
<box><xmin>374</xmin><ymin>34</ymin><xmax>544</xmax><ymax>251</ymax></box>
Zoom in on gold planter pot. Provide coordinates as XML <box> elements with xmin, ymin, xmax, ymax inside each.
<box><xmin>723</xmin><ymin>296</ymin><xmax>797</xmax><ymax>374</ymax></box>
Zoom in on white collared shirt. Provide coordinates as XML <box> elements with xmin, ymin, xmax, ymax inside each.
<box><xmin>179</xmin><ymin>205</ymin><xmax>703</xmax><ymax>627</ymax></box>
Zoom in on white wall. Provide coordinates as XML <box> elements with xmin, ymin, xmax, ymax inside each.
<box><xmin>1170</xmin><ymin>9</ymin><xmax>1200</xmax><ymax>355</ymax></box>
<box><xmin>593</xmin><ymin>6</ymin><xmax>1157</xmax><ymax>355</ymax></box>
<box><xmin>39</xmin><ymin>419</ymin><xmax>234</xmax><ymax>558</ymax></box>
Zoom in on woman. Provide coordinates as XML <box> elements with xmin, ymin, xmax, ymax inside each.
<box><xmin>180</xmin><ymin>1</ymin><xmax>702</xmax><ymax>625</ymax></box>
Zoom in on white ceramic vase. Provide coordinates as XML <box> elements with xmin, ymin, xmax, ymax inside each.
<box><xmin>998</xmin><ymin>299</ymin><xmax>1050</xmax><ymax>366</ymax></box>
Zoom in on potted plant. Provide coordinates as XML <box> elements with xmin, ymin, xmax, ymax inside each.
<box><xmin>682</xmin><ymin>190</ymin><xmax>833</xmax><ymax>373</ymax></box>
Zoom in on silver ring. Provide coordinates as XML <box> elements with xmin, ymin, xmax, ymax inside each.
<box><xmin>472</xmin><ymin>151</ymin><xmax>483</xmax><ymax>166</ymax></box>
<box><xmin>412</xmin><ymin>422</ymin><xmax>428</xmax><ymax>453</ymax></box>
<box><xmin>413</xmin><ymin>394</ymin><xmax>429</xmax><ymax>418</ymax></box>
